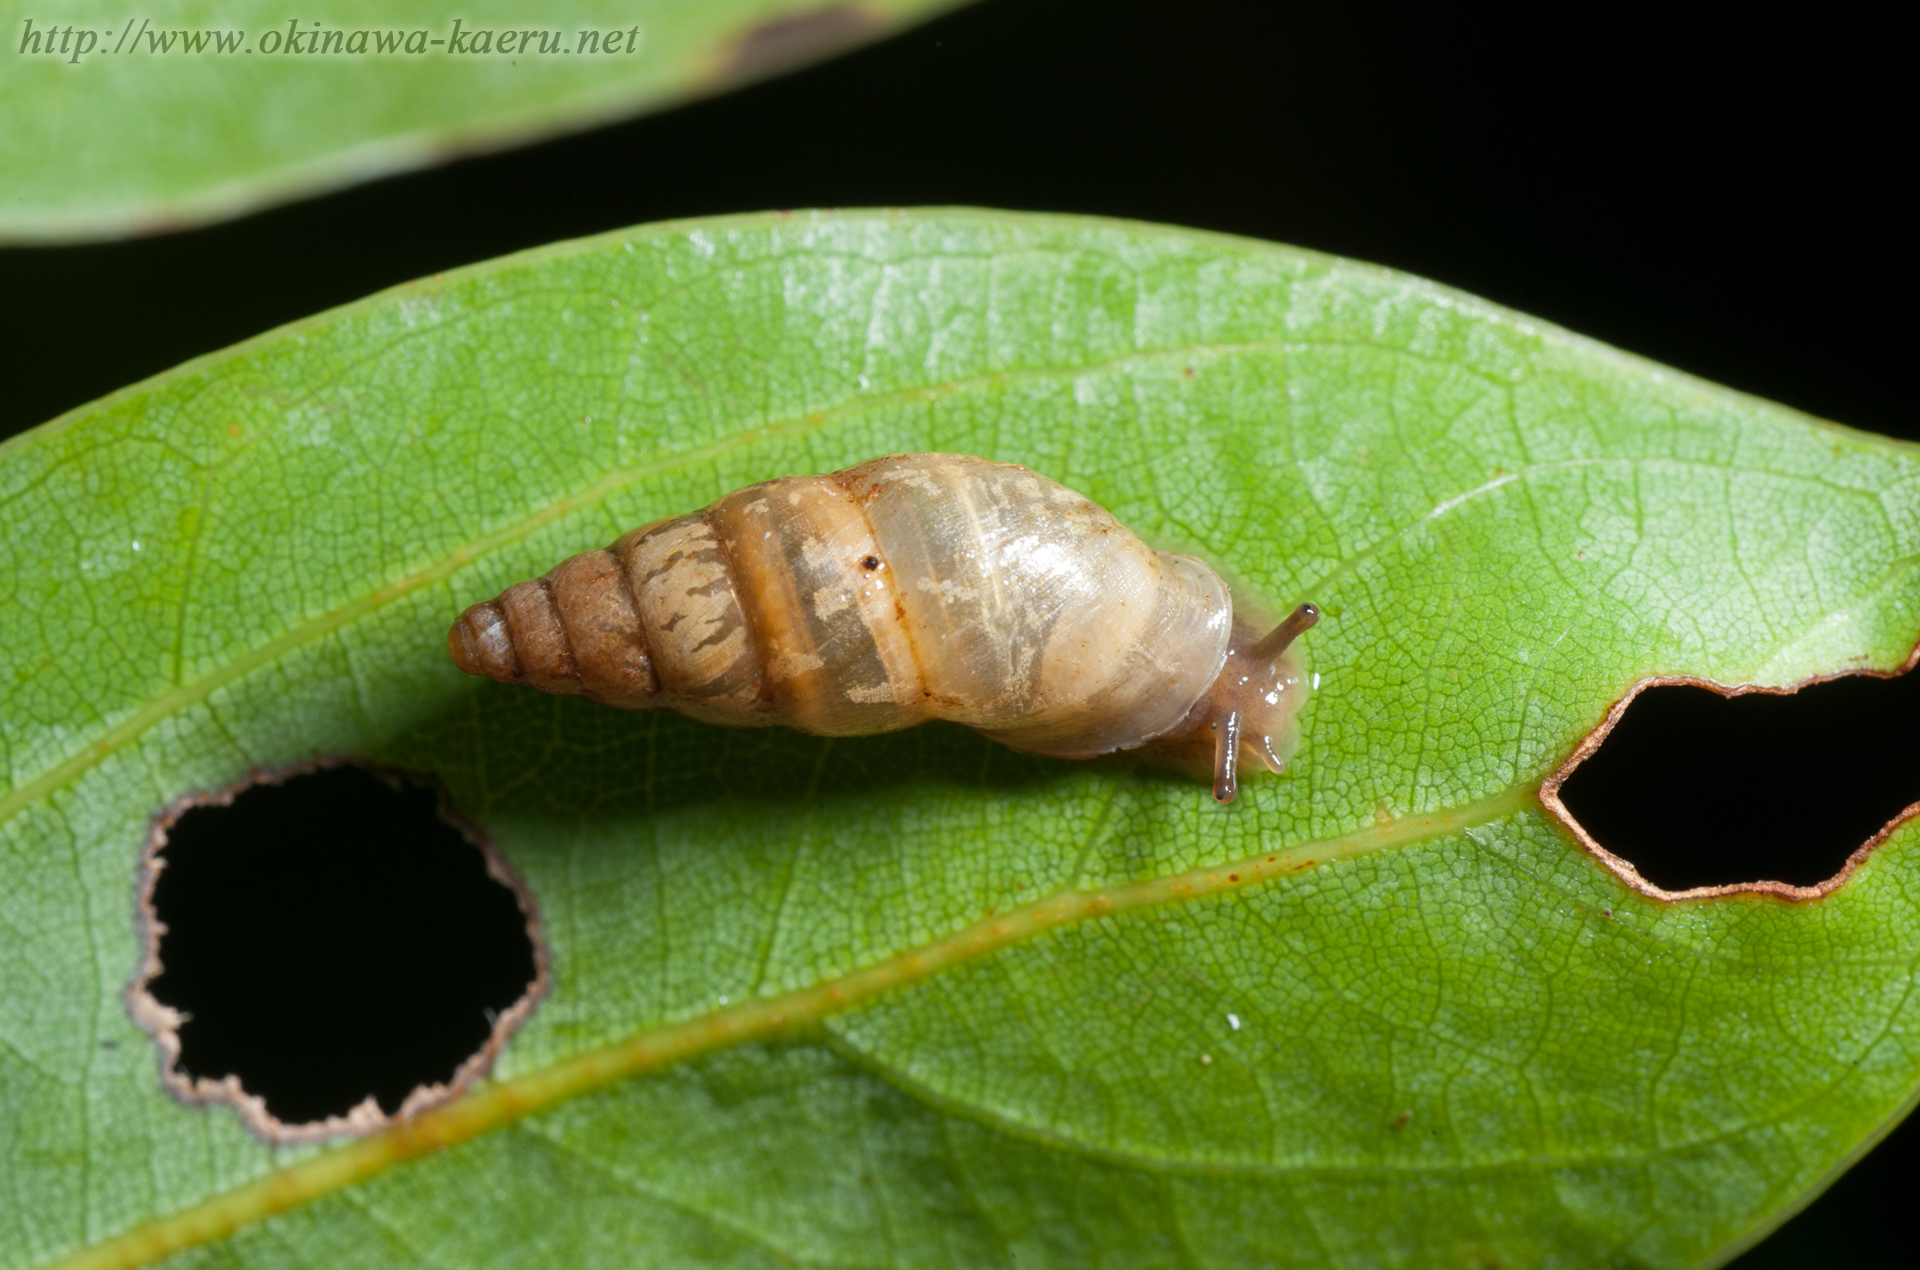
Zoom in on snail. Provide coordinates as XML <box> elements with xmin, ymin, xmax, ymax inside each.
<box><xmin>448</xmin><ymin>454</ymin><xmax>1316</xmax><ymax>802</ymax></box>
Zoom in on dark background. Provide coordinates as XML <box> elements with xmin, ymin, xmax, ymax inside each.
<box><xmin>1</xmin><ymin>1</ymin><xmax>1910</xmax><ymax>1263</ymax></box>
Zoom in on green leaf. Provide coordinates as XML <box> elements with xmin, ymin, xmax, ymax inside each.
<box><xmin>0</xmin><ymin>0</ymin><xmax>964</xmax><ymax>241</ymax></box>
<box><xmin>4</xmin><ymin>210</ymin><xmax>1917</xmax><ymax>1270</ymax></box>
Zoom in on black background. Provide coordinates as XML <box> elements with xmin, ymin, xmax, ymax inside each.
<box><xmin>1</xmin><ymin>1</ymin><xmax>1910</xmax><ymax>1263</ymax></box>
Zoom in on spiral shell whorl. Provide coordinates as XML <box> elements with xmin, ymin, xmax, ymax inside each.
<box><xmin>614</xmin><ymin>514</ymin><xmax>772</xmax><ymax>725</ymax></box>
<box><xmin>447</xmin><ymin>598</ymin><xmax>523</xmax><ymax>684</ymax></box>
<box><xmin>448</xmin><ymin>455</ymin><xmax>1269</xmax><ymax>780</ymax></box>
<box><xmin>448</xmin><ymin>549</ymin><xmax>661</xmax><ymax>709</ymax></box>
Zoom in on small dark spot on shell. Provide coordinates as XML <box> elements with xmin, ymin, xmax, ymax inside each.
<box><xmin>861</xmin><ymin>556</ymin><xmax>881</xmax><ymax>570</ymax></box>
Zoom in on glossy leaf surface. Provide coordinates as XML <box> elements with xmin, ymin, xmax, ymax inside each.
<box><xmin>0</xmin><ymin>0</ymin><xmax>963</xmax><ymax>241</ymax></box>
<box><xmin>3</xmin><ymin>210</ymin><xmax>1917</xmax><ymax>1269</ymax></box>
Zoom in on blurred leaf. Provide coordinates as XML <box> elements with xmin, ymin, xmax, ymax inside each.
<box><xmin>3</xmin><ymin>210</ymin><xmax>1917</xmax><ymax>1269</ymax></box>
<box><xmin>0</xmin><ymin>0</ymin><xmax>965</xmax><ymax>240</ymax></box>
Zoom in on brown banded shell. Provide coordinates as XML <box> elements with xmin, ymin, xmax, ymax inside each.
<box><xmin>449</xmin><ymin>454</ymin><xmax>1315</xmax><ymax>802</ymax></box>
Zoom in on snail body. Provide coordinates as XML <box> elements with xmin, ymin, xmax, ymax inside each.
<box><xmin>449</xmin><ymin>454</ymin><xmax>1315</xmax><ymax>802</ymax></box>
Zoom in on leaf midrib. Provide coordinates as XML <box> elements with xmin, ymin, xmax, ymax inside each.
<box><xmin>825</xmin><ymin>838</ymin><xmax>1920</xmax><ymax>1184</ymax></box>
<box><xmin>40</xmin><ymin>788</ymin><xmax>1531</xmax><ymax>1270</ymax></box>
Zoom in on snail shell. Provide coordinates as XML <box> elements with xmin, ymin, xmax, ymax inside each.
<box><xmin>449</xmin><ymin>454</ymin><xmax>1316</xmax><ymax>802</ymax></box>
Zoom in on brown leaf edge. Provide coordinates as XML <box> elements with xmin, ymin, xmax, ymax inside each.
<box><xmin>126</xmin><ymin>756</ymin><xmax>552</xmax><ymax>1144</ymax></box>
<box><xmin>710</xmin><ymin>3</ymin><xmax>889</xmax><ymax>86</ymax></box>
<box><xmin>1540</xmin><ymin>642</ymin><xmax>1920</xmax><ymax>904</ymax></box>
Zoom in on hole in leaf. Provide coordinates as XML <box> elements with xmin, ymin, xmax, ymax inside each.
<box><xmin>132</xmin><ymin>761</ymin><xmax>546</xmax><ymax>1141</ymax></box>
<box><xmin>1555</xmin><ymin>667</ymin><xmax>1920</xmax><ymax>893</ymax></box>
